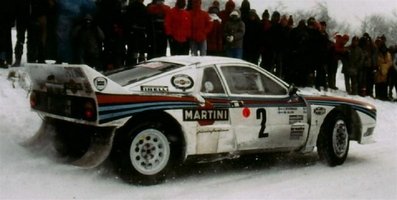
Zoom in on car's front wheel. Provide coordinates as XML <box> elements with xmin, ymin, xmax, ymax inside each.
<box><xmin>113</xmin><ymin>121</ymin><xmax>183</xmax><ymax>185</ymax></box>
<box><xmin>317</xmin><ymin>113</ymin><xmax>350</xmax><ymax>166</ymax></box>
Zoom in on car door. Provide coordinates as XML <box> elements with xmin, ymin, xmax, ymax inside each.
<box><xmin>218</xmin><ymin>64</ymin><xmax>310</xmax><ymax>151</ymax></box>
<box><xmin>192</xmin><ymin>66</ymin><xmax>236</xmax><ymax>154</ymax></box>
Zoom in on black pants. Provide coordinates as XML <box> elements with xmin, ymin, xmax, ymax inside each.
<box><xmin>0</xmin><ymin>25</ymin><xmax>13</xmax><ymax>65</ymax></box>
<box><xmin>126</xmin><ymin>31</ymin><xmax>147</xmax><ymax>66</ymax></box>
<box><xmin>315</xmin><ymin>64</ymin><xmax>327</xmax><ymax>89</ymax></box>
<box><xmin>169</xmin><ymin>39</ymin><xmax>189</xmax><ymax>56</ymax></box>
<box><xmin>147</xmin><ymin>32</ymin><xmax>168</xmax><ymax>59</ymax></box>
<box><xmin>375</xmin><ymin>82</ymin><xmax>388</xmax><ymax>100</ymax></box>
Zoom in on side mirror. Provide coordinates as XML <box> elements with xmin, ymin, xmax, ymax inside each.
<box><xmin>288</xmin><ymin>84</ymin><xmax>298</xmax><ymax>96</ymax></box>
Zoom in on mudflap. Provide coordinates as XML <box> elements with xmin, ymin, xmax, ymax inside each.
<box><xmin>22</xmin><ymin>118</ymin><xmax>116</xmax><ymax>169</ymax></box>
<box><xmin>21</xmin><ymin>118</ymin><xmax>56</xmax><ymax>150</ymax></box>
<box><xmin>72</xmin><ymin>127</ymin><xmax>116</xmax><ymax>169</ymax></box>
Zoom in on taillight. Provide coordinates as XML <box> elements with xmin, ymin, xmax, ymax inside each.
<box><xmin>30</xmin><ymin>92</ymin><xmax>37</xmax><ymax>107</ymax></box>
<box><xmin>83</xmin><ymin>101</ymin><xmax>96</xmax><ymax>120</ymax></box>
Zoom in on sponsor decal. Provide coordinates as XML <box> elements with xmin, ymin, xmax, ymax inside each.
<box><xmin>314</xmin><ymin>107</ymin><xmax>326</xmax><ymax>115</ymax></box>
<box><xmin>84</xmin><ymin>81</ymin><xmax>93</xmax><ymax>94</ymax></box>
<box><xmin>45</xmin><ymin>75</ymin><xmax>64</xmax><ymax>94</ymax></box>
<box><xmin>94</xmin><ymin>77</ymin><xmax>107</xmax><ymax>91</ymax></box>
<box><xmin>278</xmin><ymin>107</ymin><xmax>297</xmax><ymax>114</ymax></box>
<box><xmin>141</xmin><ymin>85</ymin><xmax>169</xmax><ymax>92</ymax></box>
<box><xmin>242</xmin><ymin>107</ymin><xmax>251</xmax><ymax>118</ymax></box>
<box><xmin>65</xmin><ymin>79</ymin><xmax>83</xmax><ymax>94</ymax></box>
<box><xmin>183</xmin><ymin>109</ymin><xmax>229</xmax><ymax>121</ymax></box>
<box><xmin>171</xmin><ymin>74</ymin><xmax>194</xmax><ymax>90</ymax></box>
<box><xmin>289</xmin><ymin>115</ymin><xmax>304</xmax><ymax>124</ymax></box>
<box><xmin>290</xmin><ymin>125</ymin><xmax>305</xmax><ymax>140</ymax></box>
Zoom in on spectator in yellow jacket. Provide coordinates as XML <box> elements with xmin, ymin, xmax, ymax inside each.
<box><xmin>375</xmin><ymin>43</ymin><xmax>392</xmax><ymax>100</ymax></box>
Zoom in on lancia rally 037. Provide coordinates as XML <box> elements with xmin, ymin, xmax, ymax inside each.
<box><xmin>24</xmin><ymin>56</ymin><xmax>376</xmax><ymax>185</ymax></box>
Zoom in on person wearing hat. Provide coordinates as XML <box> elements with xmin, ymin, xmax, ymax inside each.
<box><xmin>207</xmin><ymin>4</ymin><xmax>223</xmax><ymax>56</ymax></box>
<box><xmin>189</xmin><ymin>0</ymin><xmax>212</xmax><ymax>56</ymax></box>
<box><xmin>165</xmin><ymin>0</ymin><xmax>191</xmax><ymax>55</ymax></box>
<box><xmin>242</xmin><ymin>9</ymin><xmax>261</xmax><ymax>64</ymax></box>
<box><xmin>223</xmin><ymin>9</ymin><xmax>245</xmax><ymax>59</ymax></box>
<box><xmin>125</xmin><ymin>0</ymin><xmax>149</xmax><ymax>65</ymax></box>
<box><xmin>219</xmin><ymin>0</ymin><xmax>235</xmax><ymax>24</ymax></box>
<box><xmin>375</xmin><ymin>42</ymin><xmax>392</xmax><ymax>100</ymax></box>
<box><xmin>342</xmin><ymin>36</ymin><xmax>364</xmax><ymax>95</ymax></box>
<box><xmin>72</xmin><ymin>14</ymin><xmax>105</xmax><ymax>70</ymax></box>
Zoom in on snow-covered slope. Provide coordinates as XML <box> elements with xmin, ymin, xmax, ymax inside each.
<box><xmin>0</xmin><ymin>66</ymin><xmax>396</xmax><ymax>199</ymax></box>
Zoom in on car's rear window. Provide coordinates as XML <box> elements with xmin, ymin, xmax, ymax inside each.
<box><xmin>107</xmin><ymin>62</ymin><xmax>182</xmax><ymax>86</ymax></box>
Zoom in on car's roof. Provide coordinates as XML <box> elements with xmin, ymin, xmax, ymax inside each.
<box><xmin>149</xmin><ymin>56</ymin><xmax>253</xmax><ymax>67</ymax></box>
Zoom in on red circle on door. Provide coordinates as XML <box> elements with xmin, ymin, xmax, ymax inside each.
<box><xmin>242</xmin><ymin>107</ymin><xmax>250</xmax><ymax>118</ymax></box>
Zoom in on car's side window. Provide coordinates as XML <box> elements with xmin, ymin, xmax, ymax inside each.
<box><xmin>221</xmin><ymin>66</ymin><xmax>287</xmax><ymax>95</ymax></box>
<box><xmin>200</xmin><ymin>67</ymin><xmax>225</xmax><ymax>94</ymax></box>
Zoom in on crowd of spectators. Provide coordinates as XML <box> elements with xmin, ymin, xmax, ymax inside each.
<box><xmin>0</xmin><ymin>0</ymin><xmax>396</xmax><ymax>100</ymax></box>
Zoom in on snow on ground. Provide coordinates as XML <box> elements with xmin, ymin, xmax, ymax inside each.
<box><xmin>0</xmin><ymin>64</ymin><xmax>396</xmax><ymax>199</ymax></box>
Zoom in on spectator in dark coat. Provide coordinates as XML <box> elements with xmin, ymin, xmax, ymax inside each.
<box><xmin>358</xmin><ymin>33</ymin><xmax>373</xmax><ymax>95</ymax></box>
<box><xmin>27</xmin><ymin>0</ymin><xmax>52</xmax><ymax>64</ymax></box>
<box><xmin>288</xmin><ymin>20</ymin><xmax>310</xmax><ymax>86</ymax></box>
<box><xmin>242</xmin><ymin>9</ymin><xmax>261</xmax><ymax>64</ymax></box>
<box><xmin>224</xmin><ymin>10</ymin><xmax>245</xmax><ymax>59</ymax></box>
<box><xmin>343</xmin><ymin>36</ymin><xmax>364</xmax><ymax>95</ymax></box>
<box><xmin>268</xmin><ymin>11</ymin><xmax>285</xmax><ymax>77</ymax></box>
<box><xmin>147</xmin><ymin>0</ymin><xmax>170</xmax><ymax>59</ymax></box>
<box><xmin>259</xmin><ymin>9</ymin><xmax>272</xmax><ymax>70</ymax></box>
<box><xmin>0</xmin><ymin>0</ymin><xmax>15</xmax><ymax>67</ymax></box>
<box><xmin>359</xmin><ymin>33</ymin><xmax>377</xmax><ymax>97</ymax></box>
<box><xmin>390</xmin><ymin>45</ymin><xmax>397</xmax><ymax>100</ymax></box>
<box><xmin>327</xmin><ymin>38</ymin><xmax>338</xmax><ymax>90</ymax></box>
<box><xmin>314</xmin><ymin>21</ymin><xmax>330</xmax><ymax>91</ymax></box>
<box><xmin>125</xmin><ymin>0</ymin><xmax>149</xmax><ymax>65</ymax></box>
<box><xmin>12</xmin><ymin>0</ymin><xmax>29</xmax><ymax>67</ymax></box>
<box><xmin>57</xmin><ymin>0</ymin><xmax>96</xmax><ymax>64</ymax></box>
<box><xmin>219</xmin><ymin>0</ymin><xmax>235</xmax><ymax>24</ymax></box>
<box><xmin>239</xmin><ymin>0</ymin><xmax>250</xmax><ymax>24</ymax></box>
<box><xmin>306</xmin><ymin>17</ymin><xmax>324</xmax><ymax>87</ymax></box>
<box><xmin>97</xmin><ymin>0</ymin><xmax>125</xmax><ymax>70</ymax></box>
<box><xmin>72</xmin><ymin>14</ymin><xmax>105</xmax><ymax>70</ymax></box>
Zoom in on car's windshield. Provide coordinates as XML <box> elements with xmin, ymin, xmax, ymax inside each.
<box><xmin>107</xmin><ymin>62</ymin><xmax>183</xmax><ymax>86</ymax></box>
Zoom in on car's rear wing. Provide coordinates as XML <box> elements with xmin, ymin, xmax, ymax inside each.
<box><xmin>25</xmin><ymin>63</ymin><xmax>128</xmax><ymax>126</ymax></box>
<box><xmin>23</xmin><ymin>64</ymin><xmax>124</xmax><ymax>168</ymax></box>
<box><xmin>25</xmin><ymin>63</ymin><xmax>128</xmax><ymax>96</ymax></box>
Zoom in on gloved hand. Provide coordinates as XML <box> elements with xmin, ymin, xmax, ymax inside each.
<box><xmin>226</xmin><ymin>35</ymin><xmax>234</xmax><ymax>42</ymax></box>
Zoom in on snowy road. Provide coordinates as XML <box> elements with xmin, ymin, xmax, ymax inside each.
<box><xmin>0</xmin><ymin>68</ymin><xmax>396</xmax><ymax>199</ymax></box>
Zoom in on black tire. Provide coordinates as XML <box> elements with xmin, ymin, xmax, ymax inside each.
<box><xmin>112</xmin><ymin>121</ymin><xmax>184</xmax><ymax>185</ymax></box>
<box><xmin>317</xmin><ymin>113</ymin><xmax>350</xmax><ymax>166</ymax></box>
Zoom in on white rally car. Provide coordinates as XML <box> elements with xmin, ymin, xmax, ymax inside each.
<box><xmin>25</xmin><ymin>56</ymin><xmax>376</xmax><ymax>185</ymax></box>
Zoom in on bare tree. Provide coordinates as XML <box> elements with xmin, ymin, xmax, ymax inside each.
<box><xmin>361</xmin><ymin>14</ymin><xmax>397</xmax><ymax>46</ymax></box>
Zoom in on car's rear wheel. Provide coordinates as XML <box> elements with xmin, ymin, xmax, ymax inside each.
<box><xmin>317</xmin><ymin>113</ymin><xmax>350</xmax><ymax>166</ymax></box>
<box><xmin>113</xmin><ymin>121</ymin><xmax>183</xmax><ymax>185</ymax></box>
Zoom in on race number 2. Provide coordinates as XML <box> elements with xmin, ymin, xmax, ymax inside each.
<box><xmin>256</xmin><ymin>108</ymin><xmax>269</xmax><ymax>138</ymax></box>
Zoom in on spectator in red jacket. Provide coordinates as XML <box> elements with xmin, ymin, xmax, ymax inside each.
<box><xmin>207</xmin><ymin>6</ymin><xmax>223</xmax><ymax>56</ymax></box>
<box><xmin>189</xmin><ymin>0</ymin><xmax>212</xmax><ymax>56</ymax></box>
<box><xmin>165</xmin><ymin>0</ymin><xmax>191</xmax><ymax>55</ymax></box>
